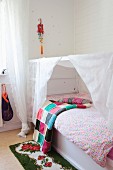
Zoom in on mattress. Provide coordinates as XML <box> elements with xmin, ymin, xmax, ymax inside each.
<box><xmin>47</xmin><ymin>92</ymin><xmax>113</xmax><ymax>166</ymax></box>
<box><xmin>54</xmin><ymin>107</ymin><xmax>113</xmax><ymax>167</ymax></box>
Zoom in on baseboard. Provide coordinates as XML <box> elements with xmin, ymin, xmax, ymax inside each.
<box><xmin>0</xmin><ymin>121</ymin><xmax>22</xmax><ymax>132</ymax></box>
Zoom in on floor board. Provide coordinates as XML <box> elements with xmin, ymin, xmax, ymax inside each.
<box><xmin>0</xmin><ymin>129</ymin><xmax>33</xmax><ymax>170</ymax></box>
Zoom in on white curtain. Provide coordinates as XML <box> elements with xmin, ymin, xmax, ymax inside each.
<box><xmin>0</xmin><ymin>1</ymin><xmax>6</xmax><ymax>127</ymax></box>
<box><xmin>1</xmin><ymin>0</ymin><xmax>29</xmax><ymax>137</ymax></box>
<box><xmin>31</xmin><ymin>57</ymin><xmax>61</xmax><ymax>124</ymax></box>
<box><xmin>29</xmin><ymin>54</ymin><xmax>113</xmax><ymax>132</ymax></box>
<box><xmin>68</xmin><ymin>53</ymin><xmax>113</xmax><ymax>131</ymax></box>
<box><xmin>0</xmin><ymin>1</ymin><xmax>6</xmax><ymax>73</ymax></box>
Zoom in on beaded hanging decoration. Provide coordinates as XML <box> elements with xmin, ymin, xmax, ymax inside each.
<box><xmin>37</xmin><ymin>18</ymin><xmax>44</xmax><ymax>55</ymax></box>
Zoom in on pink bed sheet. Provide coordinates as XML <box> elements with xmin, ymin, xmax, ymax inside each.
<box><xmin>54</xmin><ymin>107</ymin><xmax>113</xmax><ymax>167</ymax></box>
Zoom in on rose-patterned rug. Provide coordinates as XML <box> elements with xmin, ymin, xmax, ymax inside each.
<box><xmin>9</xmin><ymin>140</ymin><xmax>77</xmax><ymax>170</ymax></box>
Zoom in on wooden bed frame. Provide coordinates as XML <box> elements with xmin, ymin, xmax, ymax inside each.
<box><xmin>29</xmin><ymin>59</ymin><xmax>113</xmax><ymax>170</ymax></box>
<box><xmin>52</xmin><ymin>128</ymin><xmax>113</xmax><ymax>170</ymax></box>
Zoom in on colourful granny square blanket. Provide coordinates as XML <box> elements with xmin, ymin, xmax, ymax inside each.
<box><xmin>33</xmin><ymin>100</ymin><xmax>91</xmax><ymax>154</ymax></box>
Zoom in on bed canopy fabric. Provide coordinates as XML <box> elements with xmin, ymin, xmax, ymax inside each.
<box><xmin>30</xmin><ymin>53</ymin><xmax>113</xmax><ymax>132</ymax></box>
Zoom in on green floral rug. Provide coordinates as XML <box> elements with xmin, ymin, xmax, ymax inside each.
<box><xmin>9</xmin><ymin>140</ymin><xmax>77</xmax><ymax>170</ymax></box>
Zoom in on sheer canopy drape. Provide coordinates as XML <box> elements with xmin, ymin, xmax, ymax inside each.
<box><xmin>1</xmin><ymin>0</ymin><xmax>29</xmax><ymax>137</ymax></box>
<box><xmin>31</xmin><ymin>57</ymin><xmax>61</xmax><ymax>124</ymax></box>
<box><xmin>30</xmin><ymin>54</ymin><xmax>113</xmax><ymax>132</ymax></box>
<box><xmin>69</xmin><ymin>53</ymin><xmax>113</xmax><ymax>131</ymax></box>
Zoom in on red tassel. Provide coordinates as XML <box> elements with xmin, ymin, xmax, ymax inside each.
<box><xmin>40</xmin><ymin>45</ymin><xmax>43</xmax><ymax>55</ymax></box>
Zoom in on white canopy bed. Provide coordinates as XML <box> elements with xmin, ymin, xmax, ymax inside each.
<box><xmin>28</xmin><ymin>53</ymin><xmax>113</xmax><ymax>170</ymax></box>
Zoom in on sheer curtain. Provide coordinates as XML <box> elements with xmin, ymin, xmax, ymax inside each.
<box><xmin>69</xmin><ymin>53</ymin><xmax>113</xmax><ymax>132</ymax></box>
<box><xmin>30</xmin><ymin>57</ymin><xmax>61</xmax><ymax>124</ymax></box>
<box><xmin>1</xmin><ymin>0</ymin><xmax>30</xmax><ymax>137</ymax></box>
<box><xmin>0</xmin><ymin>1</ymin><xmax>6</xmax><ymax>74</ymax></box>
<box><xmin>29</xmin><ymin>54</ymin><xmax>113</xmax><ymax>132</ymax></box>
<box><xmin>0</xmin><ymin>1</ymin><xmax>4</xmax><ymax>127</ymax></box>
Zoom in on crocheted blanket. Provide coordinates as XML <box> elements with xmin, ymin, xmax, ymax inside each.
<box><xmin>33</xmin><ymin>99</ymin><xmax>91</xmax><ymax>153</ymax></box>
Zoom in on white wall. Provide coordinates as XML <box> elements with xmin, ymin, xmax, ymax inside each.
<box><xmin>29</xmin><ymin>0</ymin><xmax>74</xmax><ymax>59</ymax></box>
<box><xmin>29</xmin><ymin>0</ymin><xmax>113</xmax><ymax>57</ymax></box>
<box><xmin>0</xmin><ymin>76</ymin><xmax>21</xmax><ymax>132</ymax></box>
<box><xmin>74</xmin><ymin>0</ymin><xmax>113</xmax><ymax>54</ymax></box>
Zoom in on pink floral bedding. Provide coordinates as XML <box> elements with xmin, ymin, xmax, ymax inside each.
<box><xmin>54</xmin><ymin>107</ymin><xmax>113</xmax><ymax>167</ymax></box>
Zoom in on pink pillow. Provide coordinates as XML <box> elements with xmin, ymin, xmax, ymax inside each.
<box><xmin>47</xmin><ymin>92</ymin><xmax>92</xmax><ymax>101</ymax></box>
<box><xmin>58</xmin><ymin>97</ymin><xmax>92</xmax><ymax>104</ymax></box>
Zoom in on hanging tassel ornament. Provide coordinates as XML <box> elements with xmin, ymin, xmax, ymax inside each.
<box><xmin>40</xmin><ymin>45</ymin><xmax>43</xmax><ymax>55</ymax></box>
<box><xmin>37</xmin><ymin>18</ymin><xmax>44</xmax><ymax>56</ymax></box>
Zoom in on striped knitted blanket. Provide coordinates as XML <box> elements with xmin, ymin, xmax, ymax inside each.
<box><xmin>33</xmin><ymin>100</ymin><xmax>91</xmax><ymax>154</ymax></box>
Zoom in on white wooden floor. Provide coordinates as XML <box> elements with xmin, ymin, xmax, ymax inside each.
<box><xmin>0</xmin><ymin>129</ymin><xmax>33</xmax><ymax>170</ymax></box>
